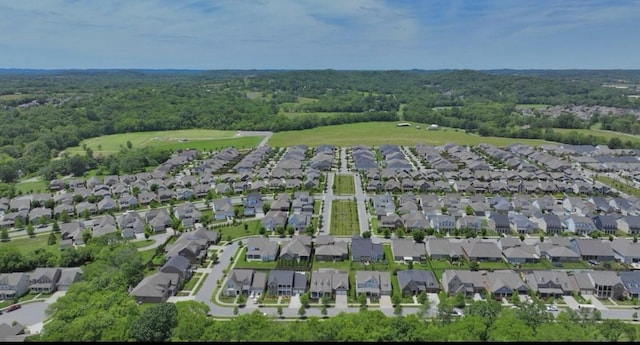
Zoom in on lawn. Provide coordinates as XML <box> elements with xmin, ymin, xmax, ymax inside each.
<box><xmin>554</xmin><ymin>127</ymin><xmax>640</xmax><ymax>145</ymax></box>
<box><xmin>596</xmin><ymin>175</ymin><xmax>640</xmax><ymax>198</ymax></box>
<box><xmin>515</xmin><ymin>104</ymin><xmax>551</xmax><ymax>110</ymax></box>
<box><xmin>312</xmin><ymin>258</ymin><xmax>351</xmax><ymax>271</ymax></box>
<box><xmin>15</xmin><ymin>179</ymin><xmax>48</xmax><ymax>194</ymax></box>
<box><xmin>182</xmin><ymin>273</ymin><xmax>203</xmax><ymax>291</ymax></box>
<box><xmin>268</xmin><ymin>122</ymin><xmax>554</xmax><ymax>147</ymax></box>
<box><xmin>130</xmin><ymin>239</ymin><xmax>154</xmax><ymax>248</ymax></box>
<box><xmin>216</xmin><ymin>220</ymin><xmax>262</xmax><ymax>241</ymax></box>
<box><xmin>333</xmin><ymin>174</ymin><xmax>355</xmax><ymax>195</ymax></box>
<box><xmin>62</xmin><ymin>129</ymin><xmax>264</xmax><ymax>156</ymax></box>
<box><xmin>0</xmin><ymin>233</ymin><xmax>58</xmax><ymax>256</ymax></box>
<box><xmin>281</xmin><ymin>112</ymin><xmax>345</xmax><ymax>119</ymax></box>
<box><xmin>233</xmin><ymin>247</ymin><xmax>278</xmax><ymax>269</ymax></box>
<box><xmin>330</xmin><ymin>200</ymin><xmax>359</xmax><ymax>236</ymax></box>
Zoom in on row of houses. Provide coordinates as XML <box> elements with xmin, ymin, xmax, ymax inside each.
<box><xmin>129</xmin><ymin>228</ymin><xmax>220</xmax><ymax>304</ymax></box>
<box><xmin>0</xmin><ymin>267</ymin><xmax>82</xmax><ymax>300</ymax></box>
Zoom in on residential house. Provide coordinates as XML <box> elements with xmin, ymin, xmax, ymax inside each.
<box><xmin>425</xmin><ymin>238</ymin><xmax>464</xmax><ymax>263</ymax></box>
<box><xmin>145</xmin><ymin>208</ymin><xmax>172</xmax><ymax>233</ymax></box>
<box><xmin>246</xmin><ymin>237</ymin><xmax>279</xmax><ymax>262</ymax></box>
<box><xmin>485</xmin><ymin>271</ymin><xmax>529</xmax><ymax>299</ymax></box>
<box><xmin>390</xmin><ymin>238</ymin><xmax>427</xmax><ymax>262</ymax></box>
<box><xmin>537</xmin><ymin>242</ymin><xmax>581</xmax><ymax>263</ymax></box>
<box><xmin>592</xmin><ymin>215</ymin><xmax>618</xmax><ymax>235</ymax></box>
<box><xmin>355</xmin><ymin>271</ymin><xmax>392</xmax><ymax>297</ymax></box>
<box><xmin>509</xmin><ymin>213</ymin><xmax>538</xmax><ymax>234</ymax></box>
<box><xmin>402</xmin><ymin>212</ymin><xmax>430</xmax><ymax>231</ymax></box>
<box><xmin>314</xmin><ymin>236</ymin><xmax>349</xmax><ymax>261</ymax></box>
<box><xmin>212</xmin><ymin>198</ymin><xmax>235</xmax><ymax>221</ymax></box>
<box><xmin>29</xmin><ymin>267</ymin><xmax>61</xmax><ymax>293</ymax></box>
<box><xmin>441</xmin><ymin>270</ymin><xmax>486</xmax><ymax>296</ymax></box>
<box><xmin>159</xmin><ymin>255</ymin><xmax>193</xmax><ymax>282</ymax></box>
<box><xmin>502</xmin><ymin>244</ymin><xmax>540</xmax><ymax>264</ymax></box>
<box><xmin>224</xmin><ymin>269</ymin><xmax>256</xmax><ymax>296</ymax></box>
<box><xmin>570</xmin><ymin>238</ymin><xmax>615</xmax><ymax>262</ymax></box>
<box><xmin>523</xmin><ymin>270</ymin><xmax>578</xmax><ymax>297</ymax></box>
<box><xmin>617</xmin><ymin>216</ymin><xmax>640</xmax><ymax>235</ymax></box>
<box><xmin>572</xmin><ymin>271</ymin><xmax>624</xmax><ymax>299</ymax></box>
<box><xmin>564</xmin><ymin>215</ymin><xmax>597</xmax><ymax>235</ymax></box>
<box><xmin>279</xmin><ymin>236</ymin><xmax>312</xmax><ymax>262</ymax></box>
<box><xmin>619</xmin><ymin>271</ymin><xmax>640</xmax><ymax>299</ymax></box>
<box><xmin>610</xmin><ymin>238</ymin><xmax>640</xmax><ymax>264</ymax></box>
<box><xmin>0</xmin><ymin>273</ymin><xmax>29</xmax><ymax>300</ymax></box>
<box><xmin>537</xmin><ymin>214</ymin><xmax>565</xmax><ymax>235</ymax></box>
<box><xmin>57</xmin><ymin>267</ymin><xmax>83</xmax><ymax>291</ymax></box>
<box><xmin>267</xmin><ymin>270</ymin><xmax>306</xmax><ymax>296</ymax></box>
<box><xmin>397</xmin><ymin>270</ymin><xmax>439</xmax><ymax>296</ymax></box>
<box><xmin>309</xmin><ymin>269</ymin><xmax>349</xmax><ymax>299</ymax></box>
<box><xmin>428</xmin><ymin>215</ymin><xmax>456</xmax><ymax>233</ymax></box>
<box><xmin>351</xmin><ymin>235</ymin><xmax>384</xmax><ymax>262</ymax></box>
<box><xmin>461</xmin><ymin>239</ymin><xmax>503</xmax><ymax>262</ymax></box>
<box><xmin>130</xmin><ymin>272</ymin><xmax>180</xmax><ymax>304</ymax></box>
<box><xmin>261</xmin><ymin>210</ymin><xmax>288</xmax><ymax>231</ymax></box>
<box><xmin>488</xmin><ymin>213</ymin><xmax>511</xmax><ymax>234</ymax></box>
<box><xmin>287</xmin><ymin>213</ymin><xmax>312</xmax><ymax>232</ymax></box>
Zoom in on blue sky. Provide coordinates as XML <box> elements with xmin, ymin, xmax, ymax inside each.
<box><xmin>0</xmin><ymin>0</ymin><xmax>638</xmax><ymax>70</ymax></box>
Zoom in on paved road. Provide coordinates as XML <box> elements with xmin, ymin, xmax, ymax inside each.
<box><xmin>352</xmin><ymin>172</ymin><xmax>369</xmax><ymax>235</ymax></box>
<box><xmin>194</xmin><ymin>241</ymin><xmax>239</xmax><ymax>317</ymax></box>
<box><xmin>234</xmin><ymin>131</ymin><xmax>273</xmax><ymax>148</ymax></box>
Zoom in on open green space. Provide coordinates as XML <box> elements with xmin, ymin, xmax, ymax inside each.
<box><xmin>15</xmin><ymin>179</ymin><xmax>48</xmax><ymax>194</ymax></box>
<box><xmin>333</xmin><ymin>174</ymin><xmax>355</xmax><ymax>195</ymax></box>
<box><xmin>596</xmin><ymin>175</ymin><xmax>640</xmax><ymax>198</ymax></box>
<box><xmin>281</xmin><ymin>112</ymin><xmax>344</xmax><ymax>119</ymax></box>
<box><xmin>0</xmin><ymin>233</ymin><xmax>58</xmax><ymax>255</ymax></box>
<box><xmin>554</xmin><ymin>127</ymin><xmax>640</xmax><ymax>145</ymax></box>
<box><xmin>216</xmin><ymin>220</ymin><xmax>262</xmax><ymax>241</ymax></box>
<box><xmin>182</xmin><ymin>273</ymin><xmax>203</xmax><ymax>291</ymax></box>
<box><xmin>130</xmin><ymin>239</ymin><xmax>154</xmax><ymax>248</ymax></box>
<box><xmin>330</xmin><ymin>200</ymin><xmax>359</xmax><ymax>236</ymax></box>
<box><xmin>268</xmin><ymin>122</ymin><xmax>554</xmax><ymax>147</ymax></box>
<box><xmin>62</xmin><ymin>129</ymin><xmax>263</xmax><ymax>156</ymax></box>
<box><xmin>233</xmin><ymin>246</ymin><xmax>278</xmax><ymax>269</ymax></box>
<box><xmin>515</xmin><ymin>104</ymin><xmax>550</xmax><ymax>110</ymax></box>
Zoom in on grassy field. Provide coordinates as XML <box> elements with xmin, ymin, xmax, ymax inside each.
<box><xmin>63</xmin><ymin>129</ymin><xmax>264</xmax><ymax>156</ymax></box>
<box><xmin>554</xmin><ymin>128</ymin><xmax>640</xmax><ymax>145</ymax></box>
<box><xmin>515</xmin><ymin>104</ymin><xmax>550</xmax><ymax>110</ymax></box>
<box><xmin>216</xmin><ymin>220</ymin><xmax>262</xmax><ymax>241</ymax></box>
<box><xmin>15</xmin><ymin>179</ymin><xmax>48</xmax><ymax>194</ymax></box>
<box><xmin>596</xmin><ymin>175</ymin><xmax>640</xmax><ymax>198</ymax></box>
<box><xmin>333</xmin><ymin>174</ymin><xmax>355</xmax><ymax>195</ymax></box>
<box><xmin>281</xmin><ymin>112</ymin><xmax>344</xmax><ymax>119</ymax></box>
<box><xmin>0</xmin><ymin>233</ymin><xmax>60</xmax><ymax>258</ymax></box>
<box><xmin>330</xmin><ymin>200</ymin><xmax>359</xmax><ymax>236</ymax></box>
<box><xmin>268</xmin><ymin>122</ymin><xmax>554</xmax><ymax>147</ymax></box>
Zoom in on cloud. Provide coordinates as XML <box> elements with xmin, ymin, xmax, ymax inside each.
<box><xmin>0</xmin><ymin>0</ymin><xmax>637</xmax><ymax>69</ymax></box>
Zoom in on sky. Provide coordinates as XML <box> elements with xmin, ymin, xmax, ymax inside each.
<box><xmin>0</xmin><ymin>0</ymin><xmax>638</xmax><ymax>70</ymax></box>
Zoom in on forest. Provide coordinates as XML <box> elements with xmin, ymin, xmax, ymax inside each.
<box><xmin>0</xmin><ymin>69</ymin><xmax>639</xmax><ymax>183</ymax></box>
<box><xmin>28</xmin><ymin>236</ymin><xmax>639</xmax><ymax>342</ymax></box>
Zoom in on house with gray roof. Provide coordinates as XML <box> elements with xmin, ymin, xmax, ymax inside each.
<box><xmin>617</xmin><ymin>215</ymin><xmax>640</xmax><ymax>235</ymax></box>
<box><xmin>619</xmin><ymin>271</ymin><xmax>640</xmax><ymax>299</ymax></box>
<box><xmin>355</xmin><ymin>271</ymin><xmax>392</xmax><ymax>297</ymax></box>
<box><xmin>130</xmin><ymin>272</ymin><xmax>180</xmax><ymax>304</ymax></box>
<box><xmin>441</xmin><ymin>269</ymin><xmax>485</xmax><ymax>296</ymax></box>
<box><xmin>390</xmin><ymin>238</ymin><xmax>426</xmax><ymax>262</ymax></box>
<box><xmin>428</xmin><ymin>214</ymin><xmax>456</xmax><ymax>233</ymax></box>
<box><xmin>165</xmin><ymin>239</ymin><xmax>205</xmax><ymax>264</ymax></box>
<box><xmin>397</xmin><ymin>270</ymin><xmax>439</xmax><ymax>296</ymax></box>
<box><xmin>564</xmin><ymin>215</ymin><xmax>597</xmax><ymax>235</ymax></box>
<box><xmin>456</xmin><ymin>216</ymin><xmax>483</xmax><ymax>233</ymax></box>
<box><xmin>246</xmin><ymin>237</ymin><xmax>279</xmax><ymax>262</ymax></box>
<box><xmin>315</xmin><ymin>237</ymin><xmax>348</xmax><ymax>262</ymax></box>
<box><xmin>279</xmin><ymin>237</ymin><xmax>312</xmax><ymax>262</ymax></box>
<box><xmin>425</xmin><ymin>238</ymin><xmax>463</xmax><ymax>262</ymax></box>
<box><xmin>570</xmin><ymin>238</ymin><xmax>615</xmax><ymax>262</ymax></box>
<box><xmin>610</xmin><ymin>238</ymin><xmax>640</xmax><ymax>264</ymax></box>
<box><xmin>57</xmin><ymin>267</ymin><xmax>83</xmax><ymax>291</ymax></box>
<box><xmin>212</xmin><ymin>197</ymin><xmax>235</xmax><ymax>221</ymax></box>
<box><xmin>29</xmin><ymin>267</ymin><xmax>61</xmax><ymax>293</ymax></box>
<box><xmin>261</xmin><ymin>210</ymin><xmax>287</xmax><ymax>231</ymax></box>
<box><xmin>485</xmin><ymin>270</ymin><xmax>529</xmax><ymax>299</ymax></box>
<box><xmin>224</xmin><ymin>269</ymin><xmax>256</xmax><ymax>297</ymax></box>
<box><xmin>572</xmin><ymin>271</ymin><xmax>624</xmax><ymax>299</ymax></box>
<box><xmin>0</xmin><ymin>273</ymin><xmax>29</xmax><ymax>300</ymax></box>
<box><xmin>537</xmin><ymin>242</ymin><xmax>581</xmax><ymax>263</ymax></box>
<box><xmin>351</xmin><ymin>235</ymin><xmax>384</xmax><ymax>262</ymax></box>
<box><xmin>502</xmin><ymin>244</ymin><xmax>540</xmax><ymax>264</ymax></box>
<box><xmin>267</xmin><ymin>270</ymin><xmax>307</xmax><ymax>296</ymax></box>
<box><xmin>160</xmin><ymin>255</ymin><xmax>192</xmax><ymax>281</ymax></box>
<box><xmin>523</xmin><ymin>270</ymin><xmax>578</xmax><ymax>297</ymax></box>
<box><xmin>488</xmin><ymin>213</ymin><xmax>510</xmax><ymax>234</ymax></box>
<box><xmin>309</xmin><ymin>269</ymin><xmax>349</xmax><ymax>299</ymax></box>
<box><xmin>461</xmin><ymin>239</ymin><xmax>503</xmax><ymax>262</ymax></box>
<box><xmin>592</xmin><ymin>215</ymin><xmax>618</xmax><ymax>235</ymax></box>
<box><xmin>145</xmin><ymin>208</ymin><xmax>172</xmax><ymax>233</ymax></box>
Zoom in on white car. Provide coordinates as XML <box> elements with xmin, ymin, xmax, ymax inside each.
<box><xmin>546</xmin><ymin>305</ymin><xmax>558</xmax><ymax>311</ymax></box>
<box><xmin>253</xmin><ymin>297</ymin><xmax>259</xmax><ymax>304</ymax></box>
<box><xmin>249</xmin><ymin>292</ymin><xmax>255</xmax><ymax>299</ymax></box>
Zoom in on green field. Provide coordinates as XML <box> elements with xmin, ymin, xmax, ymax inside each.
<box><xmin>63</xmin><ymin>129</ymin><xmax>264</xmax><ymax>156</ymax></box>
<box><xmin>0</xmin><ymin>233</ymin><xmax>60</xmax><ymax>259</ymax></box>
<box><xmin>596</xmin><ymin>175</ymin><xmax>640</xmax><ymax>198</ymax></box>
<box><xmin>333</xmin><ymin>174</ymin><xmax>355</xmax><ymax>195</ymax></box>
<box><xmin>515</xmin><ymin>104</ymin><xmax>550</xmax><ymax>110</ymax></box>
<box><xmin>554</xmin><ymin>127</ymin><xmax>640</xmax><ymax>145</ymax></box>
<box><xmin>268</xmin><ymin>122</ymin><xmax>554</xmax><ymax>147</ymax></box>
<box><xmin>281</xmin><ymin>112</ymin><xmax>345</xmax><ymax>119</ymax></box>
<box><xmin>15</xmin><ymin>179</ymin><xmax>48</xmax><ymax>194</ymax></box>
<box><xmin>216</xmin><ymin>220</ymin><xmax>262</xmax><ymax>241</ymax></box>
<box><xmin>330</xmin><ymin>200</ymin><xmax>359</xmax><ymax>236</ymax></box>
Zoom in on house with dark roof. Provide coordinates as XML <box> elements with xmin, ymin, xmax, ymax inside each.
<box><xmin>355</xmin><ymin>271</ymin><xmax>392</xmax><ymax>297</ymax></box>
<box><xmin>351</xmin><ymin>236</ymin><xmax>384</xmax><ymax>262</ymax></box>
<box><xmin>484</xmin><ymin>271</ymin><xmax>529</xmax><ymax>299</ymax></box>
<box><xmin>619</xmin><ymin>271</ymin><xmax>640</xmax><ymax>299</ymax></box>
<box><xmin>267</xmin><ymin>270</ymin><xmax>307</xmax><ymax>296</ymax></box>
<box><xmin>425</xmin><ymin>238</ymin><xmax>463</xmax><ymax>262</ymax></box>
<box><xmin>397</xmin><ymin>270</ymin><xmax>439</xmax><ymax>296</ymax></box>
<box><xmin>441</xmin><ymin>269</ymin><xmax>485</xmax><ymax>296</ymax></box>
<box><xmin>160</xmin><ymin>255</ymin><xmax>193</xmax><ymax>281</ymax></box>
<box><xmin>314</xmin><ymin>236</ymin><xmax>349</xmax><ymax>261</ymax></box>
<box><xmin>279</xmin><ymin>237</ymin><xmax>312</xmax><ymax>262</ymax></box>
<box><xmin>57</xmin><ymin>267</ymin><xmax>83</xmax><ymax>291</ymax></box>
<box><xmin>224</xmin><ymin>269</ymin><xmax>256</xmax><ymax>297</ymax></box>
<box><xmin>572</xmin><ymin>271</ymin><xmax>624</xmax><ymax>299</ymax></box>
<box><xmin>461</xmin><ymin>239</ymin><xmax>503</xmax><ymax>262</ymax></box>
<box><xmin>617</xmin><ymin>215</ymin><xmax>640</xmax><ymax>235</ymax></box>
<box><xmin>212</xmin><ymin>197</ymin><xmax>235</xmax><ymax>221</ymax></box>
<box><xmin>29</xmin><ymin>268</ymin><xmax>61</xmax><ymax>293</ymax></box>
<box><xmin>488</xmin><ymin>213</ymin><xmax>510</xmax><ymax>234</ymax></box>
<box><xmin>592</xmin><ymin>215</ymin><xmax>618</xmax><ymax>235</ymax></box>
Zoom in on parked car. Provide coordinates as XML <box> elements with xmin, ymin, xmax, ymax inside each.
<box><xmin>6</xmin><ymin>304</ymin><xmax>21</xmax><ymax>312</ymax></box>
<box><xmin>546</xmin><ymin>305</ymin><xmax>558</xmax><ymax>311</ymax></box>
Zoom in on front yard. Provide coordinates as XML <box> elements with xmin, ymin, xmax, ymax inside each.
<box><xmin>215</xmin><ymin>219</ymin><xmax>262</xmax><ymax>241</ymax></box>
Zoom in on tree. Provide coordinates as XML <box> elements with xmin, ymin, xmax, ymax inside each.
<box><xmin>287</xmin><ymin>226</ymin><xmax>295</xmax><ymax>237</ymax></box>
<box><xmin>358</xmin><ymin>293</ymin><xmax>367</xmax><ymax>307</ymax></box>
<box><xmin>393</xmin><ymin>304</ymin><xmax>403</xmax><ymax>317</ymax></box>
<box><xmin>453</xmin><ymin>292</ymin><xmax>466</xmax><ymax>308</ymax></box>
<box><xmin>300</xmin><ymin>293</ymin><xmax>310</xmax><ymax>308</ymax></box>
<box><xmin>321</xmin><ymin>305</ymin><xmax>328</xmax><ymax>318</ymax></box>
<box><xmin>362</xmin><ymin>231</ymin><xmax>372</xmax><ymax>239</ymax></box>
<box><xmin>469</xmin><ymin>260</ymin><xmax>479</xmax><ymax>271</ymax></box>
<box><xmin>81</xmin><ymin>229</ymin><xmax>92</xmax><ymax>244</ymax></box>
<box><xmin>321</xmin><ymin>295</ymin><xmax>330</xmax><ymax>307</ymax></box>
<box><xmin>539</xmin><ymin>235</ymin><xmax>544</xmax><ymax>243</ymax></box>
<box><xmin>26</xmin><ymin>224</ymin><xmax>35</xmax><ymax>238</ymax></box>
<box><xmin>465</xmin><ymin>205</ymin><xmax>474</xmax><ymax>215</ymax></box>
<box><xmin>298</xmin><ymin>305</ymin><xmax>306</xmax><ymax>318</ymax></box>
<box><xmin>233</xmin><ymin>306</ymin><xmax>239</xmax><ymax>316</ymax></box>
<box><xmin>236</xmin><ymin>294</ymin><xmax>247</xmax><ymax>306</ymax></box>
<box><xmin>243</xmin><ymin>223</ymin><xmax>249</xmax><ymax>232</ymax></box>
<box><xmin>412</xmin><ymin>230</ymin><xmax>425</xmax><ymax>243</ymax></box>
<box><xmin>519</xmin><ymin>234</ymin><xmax>525</xmax><ymax>241</ymax></box>
<box><xmin>59</xmin><ymin>210</ymin><xmax>70</xmax><ymax>223</ymax></box>
<box><xmin>47</xmin><ymin>230</ymin><xmax>56</xmax><ymax>245</ymax></box>
<box><xmin>510</xmin><ymin>291</ymin><xmax>521</xmax><ymax>305</ymax></box>
<box><xmin>130</xmin><ymin>303</ymin><xmax>178</xmax><ymax>342</ymax></box>
<box><xmin>276</xmin><ymin>225</ymin><xmax>286</xmax><ymax>237</ymax></box>
<box><xmin>52</xmin><ymin>221</ymin><xmax>60</xmax><ymax>233</ymax></box>
<box><xmin>391</xmin><ymin>294</ymin><xmax>401</xmax><ymax>306</ymax></box>
<box><xmin>0</xmin><ymin>228</ymin><xmax>8</xmax><ymax>242</ymax></box>
<box><xmin>277</xmin><ymin>306</ymin><xmax>283</xmax><ymax>319</ymax></box>
<box><xmin>126</xmin><ymin>140</ymin><xmax>133</xmax><ymax>149</ymax></box>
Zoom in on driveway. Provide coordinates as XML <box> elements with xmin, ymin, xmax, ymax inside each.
<box><xmin>335</xmin><ymin>295</ymin><xmax>348</xmax><ymax>309</ymax></box>
<box><xmin>289</xmin><ymin>294</ymin><xmax>301</xmax><ymax>309</ymax></box>
<box><xmin>585</xmin><ymin>294</ymin><xmax>608</xmax><ymax>310</ymax></box>
<box><xmin>563</xmin><ymin>295</ymin><xmax>580</xmax><ymax>310</ymax></box>
<box><xmin>379</xmin><ymin>295</ymin><xmax>393</xmax><ymax>309</ymax></box>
